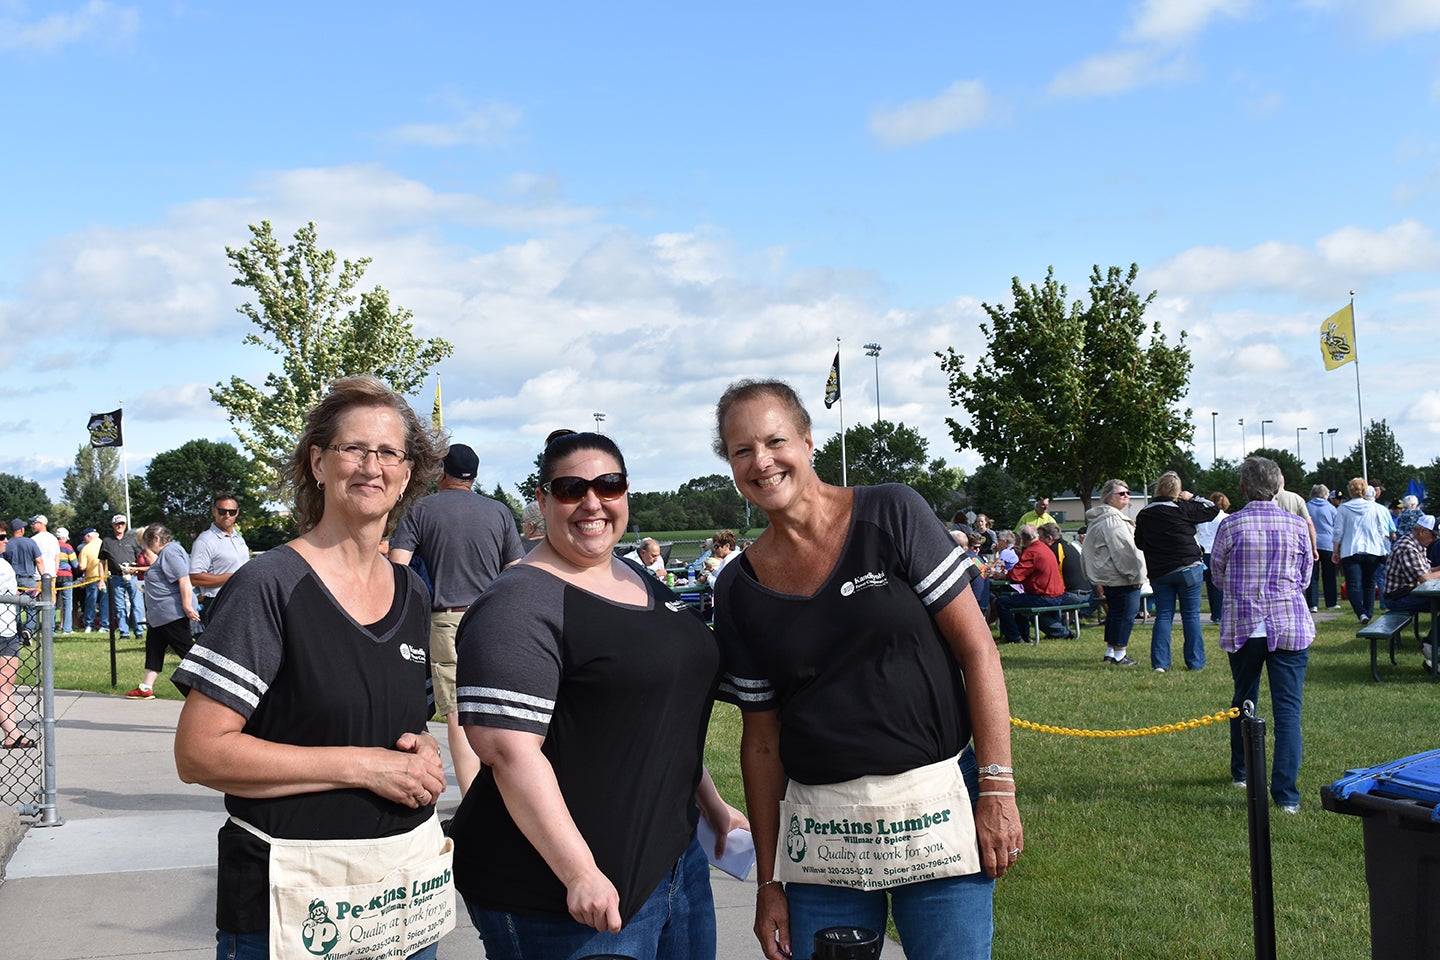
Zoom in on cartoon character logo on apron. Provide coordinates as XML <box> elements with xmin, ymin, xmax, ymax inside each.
<box><xmin>302</xmin><ymin>898</ymin><xmax>341</xmax><ymax>956</ymax></box>
<box><xmin>786</xmin><ymin>814</ymin><xmax>807</xmax><ymax>863</ymax></box>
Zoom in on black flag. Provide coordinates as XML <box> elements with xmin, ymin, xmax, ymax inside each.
<box><xmin>88</xmin><ymin>409</ymin><xmax>123</xmax><ymax>448</ymax></box>
<box><xmin>823</xmin><ymin>352</ymin><xmax>841</xmax><ymax>409</ymax></box>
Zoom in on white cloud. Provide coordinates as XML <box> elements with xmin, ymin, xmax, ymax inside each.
<box><xmin>0</xmin><ymin>0</ymin><xmax>137</xmax><ymax>53</ymax></box>
<box><xmin>868</xmin><ymin>80</ymin><xmax>991</xmax><ymax>148</ymax></box>
<box><xmin>1301</xmin><ymin>0</ymin><xmax>1440</xmax><ymax>39</ymax></box>
<box><xmin>1048</xmin><ymin>0</ymin><xmax>1249</xmax><ymax>99</ymax></box>
<box><xmin>1046</xmin><ymin>49</ymin><xmax>1192</xmax><ymax>98</ymax></box>
<box><xmin>387</xmin><ymin>99</ymin><xmax>523</xmax><ymax>148</ymax></box>
<box><xmin>1144</xmin><ymin>219</ymin><xmax>1440</xmax><ymax>298</ymax></box>
<box><xmin>1125</xmin><ymin>0</ymin><xmax>1254</xmax><ymax>46</ymax></box>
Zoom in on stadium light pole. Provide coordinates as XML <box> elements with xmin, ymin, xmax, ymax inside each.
<box><xmin>593</xmin><ymin>411</ymin><xmax>606</xmax><ymax>434</ymax></box>
<box><xmin>1210</xmin><ymin>412</ymin><xmax>1218</xmax><ymax>464</ymax></box>
<box><xmin>1296</xmin><ymin>426</ymin><xmax>1307</xmax><ymax>463</ymax></box>
<box><xmin>1239</xmin><ymin>418</ymin><xmax>1246</xmax><ymax>456</ymax></box>
<box><xmin>863</xmin><ymin>342</ymin><xmax>882</xmax><ymax>424</ymax></box>
<box><xmin>1261</xmin><ymin>419</ymin><xmax>1273</xmax><ymax>450</ymax></box>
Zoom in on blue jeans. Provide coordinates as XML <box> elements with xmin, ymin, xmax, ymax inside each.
<box><xmin>1383</xmin><ymin>592</ymin><xmax>1432</xmax><ymax>615</ymax></box>
<box><xmin>55</xmin><ymin>580</ymin><xmax>73</xmax><ymax>632</ymax></box>
<box><xmin>468</xmin><ymin>833</ymin><xmax>715</xmax><ymax>960</ymax></box>
<box><xmin>1341</xmin><ymin>554</ymin><xmax>1382</xmax><ymax>620</ymax></box>
<box><xmin>107</xmin><ymin>575</ymin><xmax>145</xmax><ymax>637</ymax></box>
<box><xmin>785</xmin><ymin>750</ymin><xmax>994</xmax><ymax>960</ymax></box>
<box><xmin>216</xmin><ymin>931</ymin><xmax>437</xmax><ymax>960</ymax></box>
<box><xmin>1228</xmin><ymin>642</ymin><xmax>1309</xmax><ymax>807</ymax></box>
<box><xmin>84</xmin><ymin>582</ymin><xmax>108</xmax><ymax>629</ymax></box>
<box><xmin>1150</xmin><ymin>564</ymin><xmax>1206</xmax><ymax>671</ymax></box>
<box><xmin>995</xmin><ymin>592</ymin><xmax>1065</xmax><ymax>642</ymax></box>
<box><xmin>1203</xmin><ymin>553</ymin><xmax>1223</xmax><ymax>622</ymax></box>
<box><xmin>1102</xmin><ymin>584</ymin><xmax>1142</xmax><ymax>650</ymax></box>
<box><xmin>1308</xmin><ymin>552</ymin><xmax>1338</xmax><ymax>609</ymax></box>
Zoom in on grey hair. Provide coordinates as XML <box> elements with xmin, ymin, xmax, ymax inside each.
<box><xmin>1017</xmin><ymin>524</ymin><xmax>1039</xmax><ymax>546</ymax></box>
<box><xmin>1240</xmin><ymin>456</ymin><xmax>1283</xmax><ymax>501</ymax></box>
<box><xmin>1310</xmin><ymin>484</ymin><xmax>1329</xmax><ymax>499</ymax></box>
<box><xmin>1099</xmin><ymin>478</ymin><xmax>1129</xmax><ymax>504</ymax></box>
<box><xmin>1403</xmin><ymin>495</ymin><xmax>1419</xmax><ymax>509</ymax></box>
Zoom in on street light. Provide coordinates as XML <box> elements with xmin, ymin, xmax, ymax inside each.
<box><xmin>1325</xmin><ymin>427</ymin><xmax>1339</xmax><ymax>461</ymax></box>
<box><xmin>1296</xmin><ymin>426</ymin><xmax>1307</xmax><ymax>463</ymax></box>
<box><xmin>863</xmin><ymin>342</ymin><xmax>882</xmax><ymax>424</ymax></box>
<box><xmin>1261</xmin><ymin>419</ymin><xmax>1273</xmax><ymax>450</ymax></box>
<box><xmin>1210</xmin><ymin>412</ymin><xmax>1218</xmax><ymax>464</ymax></box>
<box><xmin>1238</xmin><ymin>418</ymin><xmax>1246</xmax><ymax>455</ymax></box>
<box><xmin>593</xmin><ymin>412</ymin><xmax>606</xmax><ymax>433</ymax></box>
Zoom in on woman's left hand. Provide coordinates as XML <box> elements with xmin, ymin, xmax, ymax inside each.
<box><xmin>701</xmin><ymin>801</ymin><xmax>751</xmax><ymax>858</ymax></box>
<box><xmin>364</xmin><ymin>732</ymin><xmax>447</xmax><ymax>808</ymax></box>
<box><xmin>975</xmin><ymin>793</ymin><xmax>1023</xmax><ymax>879</ymax></box>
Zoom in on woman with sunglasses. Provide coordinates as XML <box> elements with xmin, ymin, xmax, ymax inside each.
<box><xmin>448</xmin><ymin>429</ymin><xmax>745</xmax><ymax>960</ymax></box>
<box><xmin>174</xmin><ymin>375</ymin><xmax>451</xmax><ymax>960</ymax></box>
<box><xmin>711</xmin><ymin>379</ymin><xmax>1021</xmax><ymax>960</ymax></box>
<box><xmin>1082</xmin><ymin>479</ymin><xmax>1149</xmax><ymax>666</ymax></box>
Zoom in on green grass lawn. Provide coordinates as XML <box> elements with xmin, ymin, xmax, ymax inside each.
<box><xmin>39</xmin><ymin>610</ymin><xmax>1440</xmax><ymax>959</ymax></box>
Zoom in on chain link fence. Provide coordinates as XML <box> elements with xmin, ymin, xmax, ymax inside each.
<box><xmin>2</xmin><ymin>584</ymin><xmax>62</xmax><ymax>826</ymax></box>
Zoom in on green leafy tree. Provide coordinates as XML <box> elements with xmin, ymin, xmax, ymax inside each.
<box><xmin>62</xmin><ymin>445</ymin><xmax>126</xmax><ymax>518</ymax></box>
<box><xmin>130</xmin><ymin>440</ymin><xmax>263</xmax><ymax>546</ymax></box>
<box><xmin>0</xmin><ymin>473</ymin><xmax>51</xmax><ymax>526</ymax></box>
<box><xmin>1158</xmin><ymin>445</ymin><xmax>1203</xmax><ymax>491</ymax></box>
<box><xmin>963</xmin><ymin>463</ymin><xmax>1029</xmax><ymax>531</ymax></box>
<box><xmin>1241</xmin><ymin>448</ymin><xmax>1307</xmax><ymax>505</ymax></box>
<box><xmin>1194</xmin><ymin>458</ymin><xmax>1240</xmax><ymax>506</ymax></box>
<box><xmin>1336</xmin><ymin>419</ymin><xmax>1412</xmax><ymax>493</ymax></box>
<box><xmin>812</xmin><ymin>420</ymin><xmax>964</xmax><ymax>518</ymax></box>
<box><xmin>675</xmin><ymin>474</ymin><xmax>749</xmax><ymax>531</ymax></box>
<box><xmin>937</xmin><ymin>264</ymin><xmax>1192</xmax><ymax>514</ymax></box>
<box><xmin>211</xmin><ymin>220</ymin><xmax>454</xmax><ymax>491</ymax></box>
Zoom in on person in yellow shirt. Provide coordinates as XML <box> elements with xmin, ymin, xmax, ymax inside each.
<box><xmin>1017</xmin><ymin>497</ymin><xmax>1056</xmax><ymax>530</ymax></box>
<box><xmin>76</xmin><ymin>528</ymin><xmax>108</xmax><ymax>632</ymax></box>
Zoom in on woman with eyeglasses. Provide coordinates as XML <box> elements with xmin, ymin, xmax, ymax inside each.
<box><xmin>711</xmin><ymin>380</ymin><xmax>1021</xmax><ymax>960</ymax></box>
<box><xmin>448</xmin><ymin>429</ymin><xmax>745</xmax><ymax>960</ymax></box>
<box><xmin>174</xmin><ymin>375</ymin><xmax>452</xmax><ymax>960</ymax></box>
<box><xmin>1082</xmin><ymin>479</ymin><xmax>1149</xmax><ymax>666</ymax></box>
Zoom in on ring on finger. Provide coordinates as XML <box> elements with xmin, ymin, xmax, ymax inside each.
<box><xmin>1008</xmin><ymin>848</ymin><xmax>1021</xmax><ymax>859</ymax></box>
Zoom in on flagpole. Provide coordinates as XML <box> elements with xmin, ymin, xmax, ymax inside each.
<box><xmin>837</xmin><ymin>338</ymin><xmax>847</xmax><ymax>487</ymax></box>
<box><xmin>120</xmin><ymin>401</ymin><xmax>131</xmax><ymax>521</ymax></box>
<box><xmin>1350</xmin><ymin>291</ymin><xmax>1368</xmax><ymax>482</ymax></box>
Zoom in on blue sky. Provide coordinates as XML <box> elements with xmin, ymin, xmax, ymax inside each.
<box><xmin>3</xmin><ymin>0</ymin><xmax>1439</xmax><ymax>502</ymax></box>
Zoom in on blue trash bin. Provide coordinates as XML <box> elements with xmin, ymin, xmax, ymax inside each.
<box><xmin>1321</xmin><ymin>748</ymin><xmax>1440</xmax><ymax>960</ymax></box>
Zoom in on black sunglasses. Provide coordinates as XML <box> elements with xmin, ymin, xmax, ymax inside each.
<box><xmin>215</xmin><ymin>508</ymin><xmax>239</xmax><ymax>516</ymax></box>
<box><xmin>541</xmin><ymin>473</ymin><xmax>628</xmax><ymax>504</ymax></box>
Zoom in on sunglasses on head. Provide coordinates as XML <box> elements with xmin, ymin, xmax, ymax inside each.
<box><xmin>541</xmin><ymin>473</ymin><xmax>628</xmax><ymax>504</ymax></box>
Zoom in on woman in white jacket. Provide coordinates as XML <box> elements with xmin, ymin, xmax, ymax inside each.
<box><xmin>1332</xmin><ymin>477</ymin><xmax>1393</xmax><ymax>624</ymax></box>
<box><xmin>1082</xmin><ymin>479</ymin><xmax>1148</xmax><ymax>667</ymax></box>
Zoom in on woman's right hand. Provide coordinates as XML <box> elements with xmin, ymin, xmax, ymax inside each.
<box><xmin>755</xmin><ymin>883</ymin><xmax>792</xmax><ymax>959</ymax></box>
<box><xmin>564</xmin><ymin>866</ymin><xmax>622</xmax><ymax>933</ymax></box>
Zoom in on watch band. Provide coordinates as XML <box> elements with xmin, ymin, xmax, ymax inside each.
<box><xmin>977</xmin><ymin>763</ymin><xmax>1014</xmax><ymax>776</ymax></box>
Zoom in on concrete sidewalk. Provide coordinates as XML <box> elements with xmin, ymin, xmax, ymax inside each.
<box><xmin>0</xmin><ymin>691</ymin><xmax>903</xmax><ymax>959</ymax></box>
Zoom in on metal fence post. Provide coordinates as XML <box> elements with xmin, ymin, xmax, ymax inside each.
<box><xmin>1241</xmin><ymin>699</ymin><xmax>1275</xmax><ymax>960</ymax></box>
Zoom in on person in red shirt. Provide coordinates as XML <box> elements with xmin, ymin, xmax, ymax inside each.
<box><xmin>994</xmin><ymin>525</ymin><xmax>1068</xmax><ymax>643</ymax></box>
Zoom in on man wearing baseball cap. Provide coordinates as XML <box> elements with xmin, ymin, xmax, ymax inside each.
<box><xmin>98</xmin><ymin>515</ymin><xmax>145</xmax><ymax>640</ymax></box>
<box><xmin>388</xmin><ymin>442</ymin><xmax>523</xmax><ymax>796</ymax></box>
<box><xmin>1382</xmin><ymin>514</ymin><xmax>1440</xmax><ymax>668</ymax></box>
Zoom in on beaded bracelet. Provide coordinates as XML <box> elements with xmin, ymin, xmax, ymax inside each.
<box><xmin>757</xmin><ymin>879</ymin><xmax>784</xmax><ymax>891</ymax></box>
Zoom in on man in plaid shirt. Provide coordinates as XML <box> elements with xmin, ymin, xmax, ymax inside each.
<box><xmin>1211</xmin><ymin>457</ymin><xmax>1314</xmax><ymax>815</ymax></box>
<box><xmin>1382</xmin><ymin>515</ymin><xmax>1440</xmax><ymax>666</ymax></box>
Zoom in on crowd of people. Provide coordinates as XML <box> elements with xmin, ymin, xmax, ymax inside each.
<box><xmin>8</xmin><ymin>370</ymin><xmax>1439</xmax><ymax>960</ymax></box>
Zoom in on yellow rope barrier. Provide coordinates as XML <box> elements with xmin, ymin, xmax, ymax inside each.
<box><xmin>1010</xmin><ymin>706</ymin><xmax>1240</xmax><ymax>738</ymax></box>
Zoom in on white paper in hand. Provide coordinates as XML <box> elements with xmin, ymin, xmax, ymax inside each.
<box><xmin>695</xmin><ymin>818</ymin><xmax>756</xmax><ymax>880</ymax></box>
